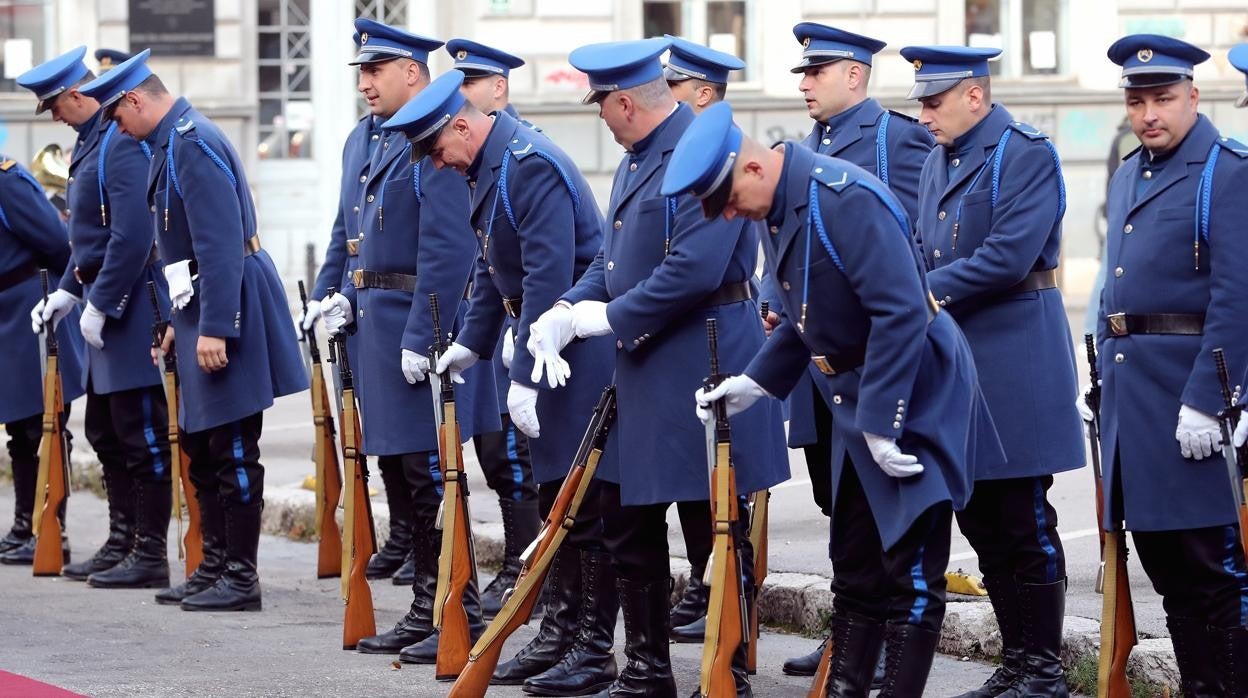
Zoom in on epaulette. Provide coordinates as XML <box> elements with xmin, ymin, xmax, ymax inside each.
<box><xmin>811</xmin><ymin>164</ymin><xmax>853</xmax><ymax>192</ymax></box>
<box><xmin>0</xmin><ymin>159</ymin><xmax>15</xmax><ymax>172</ymax></box>
<box><xmin>1007</xmin><ymin>121</ymin><xmax>1048</xmax><ymax>141</ymax></box>
<box><xmin>508</xmin><ymin>136</ymin><xmax>536</xmax><ymax>160</ymax></box>
<box><xmin>887</xmin><ymin>109</ymin><xmax>919</xmax><ymax>123</ymax></box>
<box><xmin>1214</xmin><ymin>136</ymin><xmax>1248</xmax><ymax>159</ymax></box>
<box><xmin>174</xmin><ymin>117</ymin><xmax>197</xmax><ymax>137</ymax></box>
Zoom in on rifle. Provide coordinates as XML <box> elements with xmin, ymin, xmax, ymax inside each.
<box><xmin>32</xmin><ymin>269</ymin><xmax>70</xmax><ymax>576</ymax></box>
<box><xmin>806</xmin><ymin>635</ymin><xmax>835</xmax><ymax>698</ymax></box>
<box><xmin>299</xmin><ymin>281</ymin><xmax>343</xmax><ymax>579</ymax></box>
<box><xmin>327</xmin><ymin>287</ymin><xmax>378</xmax><ymax>650</ymax></box>
<box><xmin>449</xmin><ymin>387</ymin><xmax>618</xmax><ymax>697</ymax></box>
<box><xmin>747</xmin><ymin>299</ymin><xmax>771</xmax><ymax>675</ymax></box>
<box><xmin>697</xmin><ymin>318</ymin><xmax>749</xmax><ymax>698</ymax></box>
<box><xmin>148</xmin><ymin>281</ymin><xmax>203</xmax><ymax>577</ymax></box>
<box><xmin>1212</xmin><ymin>348</ymin><xmax>1248</xmax><ymax>561</ymax></box>
<box><xmin>428</xmin><ymin>292</ymin><xmax>477</xmax><ymax>680</ymax></box>
<box><xmin>1085</xmin><ymin>334</ymin><xmax>1135</xmax><ymax>698</ymax></box>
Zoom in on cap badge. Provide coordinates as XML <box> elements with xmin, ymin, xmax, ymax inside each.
<box><xmin>361</xmin><ymin>33</ymin><xmax>369</xmax><ymax>45</ymax></box>
<box><xmin>913</xmin><ymin>59</ymin><xmax>922</xmax><ymax>71</ymax></box>
<box><xmin>456</xmin><ymin>49</ymin><xmax>467</xmax><ymax>60</ymax></box>
<box><xmin>1137</xmin><ymin>48</ymin><xmax>1153</xmax><ymax>63</ymax></box>
<box><xmin>802</xmin><ymin>37</ymin><xmax>811</xmax><ymax>48</ymax></box>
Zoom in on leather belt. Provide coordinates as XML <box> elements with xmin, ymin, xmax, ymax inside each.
<box><xmin>352</xmin><ymin>269</ymin><xmax>417</xmax><ymax>292</ymax></box>
<box><xmin>0</xmin><ymin>261</ymin><xmax>39</xmax><ymax>293</ymax></box>
<box><xmin>1005</xmin><ymin>268</ymin><xmax>1058</xmax><ymax>295</ymax></box>
<box><xmin>812</xmin><ymin>293</ymin><xmax>941</xmax><ymax>377</ymax></box>
<box><xmin>76</xmin><ymin>246</ymin><xmax>161</xmax><ymax>285</ymax></box>
<box><xmin>346</xmin><ymin>237</ymin><xmax>360</xmax><ymax>257</ymax></box>
<box><xmin>502</xmin><ymin>296</ymin><xmax>522</xmax><ymax>319</ymax></box>
<box><xmin>1106</xmin><ymin>312</ymin><xmax>1204</xmax><ymax>337</ymax></box>
<box><xmin>701</xmin><ymin>281</ymin><xmax>753</xmax><ymax>308</ymax></box>
<box><xmin>189</xmin><ymin>235</ymin><xmax>261</xmax><ymax>277</ymax></box>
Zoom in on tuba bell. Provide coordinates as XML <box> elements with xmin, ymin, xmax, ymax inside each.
<box><xmin>31</xmin><ymin>143</ymin><xmax>70</xmax><ymax>214</ymax></box>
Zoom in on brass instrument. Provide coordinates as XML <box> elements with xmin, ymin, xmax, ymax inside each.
<box><xmin>31</xmin><ymin>144</ymin><xmax>69</xmax><ymax>214</ymax></box>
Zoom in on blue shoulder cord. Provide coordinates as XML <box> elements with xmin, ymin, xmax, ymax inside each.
<box><xmin>96</xmin><ymin>122</ymin><xmax>118</xmax><ymax>226</ymax></box>
<box><xmin>950</xmin><ymin>129</ymin><xmax>1011</xmax><ymax>251</ymax></box>
<box><xmin>485</xmin><ymin>147</ymin><xmax>582</xmax><ymax>262</ymax></box>
<box><xmin>1193</xmin><ymin>143</ymin><xmax>1220</xmax><ymax>271</ymax></box>
<box><xmin>663</xmin><ymin>196</ymin><xmax>677</xmax><ymax>255</ymax></box>
<box><xmin>164</xmin><ymin>126</ymin><xmax>238</xmax><ymax>233</ymax></box>
<box><xmin>875</xmin><ymin>112</ymin><xmax>892</xmax><ymax>186</ymax></box>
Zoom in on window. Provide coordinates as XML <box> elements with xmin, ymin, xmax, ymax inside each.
<box><xmin>257</xmin><ymin>0</ymin><xmax>312</xmax><ymax>159</ymax></box>
<box><xmin>0</xmin><ymin>0</ymin><xmax>53</xmax><ymax>93</ymax></box>
<box><xmin>966</xmin><ymin>0</ymin><xmax>1064</xmax><ymax>78</ymax></box>
<box><xmin>643</xmin><ymin>0</ymin><xmax>752</xmax><ymax>83</ymax></box>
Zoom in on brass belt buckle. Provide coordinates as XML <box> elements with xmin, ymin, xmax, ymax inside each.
<box><xmin>811</xmin><ymin>355</ymin><xmax>836</xmax><ymax>376</ymax></box>
<box><xmin>1107</xmin><ymin>313</ymin><xmax>1127</xmax><ymax>337</ymax></box>
<box><xmin>346</xmin><ymin>237</ymin><xmax>360</xmax><ymax>256</ymax></box>
<box><xmin>351</xmin><ymin>269</ymin><xmax>364</xmax><ymax>288</ymax></box>
<box><xmin>244</xmin><ymin>235</ymin><xmax>262</xmax><ymax>254</ymax></box>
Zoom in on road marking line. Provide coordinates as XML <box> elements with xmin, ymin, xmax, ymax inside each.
<box><xmin>948</xmin><ymin>527</ymin><xmax>1101</xmax><ymax>563</ymax></box>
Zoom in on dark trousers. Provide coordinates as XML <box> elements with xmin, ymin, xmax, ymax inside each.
<box><xmin>1135</xmin><ymin>525</ymin><xmax>1248</xmax><ymax>629</ymax></box>
<box><xmin>539</xmin><ymin>475</ymin><xmax>606</xmax><ymax>552</ymax></box>
<box><xmin>955</xmin><ymin>475</ymin><xmax>1065</xmax><ymax>585</ymax></box>
<box><xmin>802</xmin><ymin>386</ymin><xmax>834</xmax><ymax>518</ymax></box>
<box><xmin>5</xmin><ymin>413</ymin><xmax>44</xmax><ymax>515</ymax></box>
<box><xmin>183</xmin><ymin>411</ymin><xmax>264</xmax><ymax>506</ymax></box>
<box><xmin>676</xmin><ymin>500</ymin><xmax>713</xmax><ymax>577</ymax></box>
<box><xmin>399</xmin><ymin>450</ymin><xmax>444</xmax><ymax>531</ymax></box>
<box><xmin>830</xmin><ymin>458</ymin><xmax>951</xmax><ymax>633</ymax></box>
<box><xmin>473</xmin><ymin>413</ymin><xmax>537</xmax><ymax>505</ymax></box>
<box><xmin>84</xmin><ymin>382</ymin><xmax>171</xmax><ymax>485</ymax></box>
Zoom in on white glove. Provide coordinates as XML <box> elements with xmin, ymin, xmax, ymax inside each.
<box><xmin>528</xmin><ymin>304</ymin><xmax>575</xmax><ymax>388</ymax></box>
<box><xmin>570</xmin><ymin>300</ymin><xmax>612</xmax><ymax>338</ymax></box>
<box><xmin>31</xmin><ymin>289</ymin><xmax>80</xmax><ymax>334</ymax></box>
<box><xmin>1076</xmin><ymin>383</ymin><xmax>1097</xmax><ymax>423</ymax></box>
<box><xmin>501</xmin><ymin>327</ymin><xmax>515</xmax><ymax>370</ymax></box>
<box><xmin>434</xmin><ymin>342</ymin><xmax>478</xmax><ymax>385</ymax></box>
<box><xmin>164</xmin><ymin>259</ymin><xmax>194</xmax><ymax>311</ymax></box>
<box><xmin>401</xmin><ymin>349</ymin><xmax>430</xmax><ymax>384</ymax></box>
<box><xmin>863</xmin><ymin>432</ymin><xmax>925</xmax><ymax>478</ymax></box>
<box><xmin>1235</xmin><ymin>415</ymin><xmax>1248</xmax><ymax>449</ymax></box>
<box><xmin>321</xmin><ymin>294</ymin><xmax>354</xmax><ymax>335</ymax></box>
<box><xmin>300</xmin><ymin>298</ymin><xmax>322</xmax><ymax>331</ymax></box>
<box><xmin>1176</xmin><ymin>404</ymin><xmax>1221</xmax><ymax>460</ymax></box>
<box><xmin>695</xmin><ymin>375</ymin><xmax>770</xmax><ymax>423</ymax></box>
<box><xmin>508</xmin><ymin>382</ymin><xmax>541</xmax><ymax>438</ymax></box>
<box><xmin>79</xmin><ymin>302</ymin><xmax>106</xmax><ymax>349</ymax></box>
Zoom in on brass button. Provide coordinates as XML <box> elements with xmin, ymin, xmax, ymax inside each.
<box><xmin>892</xmin><ymin>421</ymin><xmax>901</xmax><ymax>429</ymax></box>
<box><xmin>150</xmin><ymin>205</ymin><xmax>157</xmax><ymax>213</ymax></box>
<box><xmin>475</xmin><ymin>229</ymin><xmax>483</xmax><ymax>238</ymax></box>
<box><xmin>469</xmin><ymin>180</ymin><xmax>476</xmax><ymax>188</ymax></box>
<box><xmin>67</xmin><ymin>176</ymin><xmax>74</xmax><ymax>184</ymax></box>
<box><xmin>1114</xmin><ymin>353</ymin><xmax>1124</xmax><ymax>363</ymax></box>
<box><xmin>952</xmin><ymin>158</ymin><xmax>961</xmax><ymax>167</ymax></box>
<box><xmin>898</xmin><ymin>399</ymin><xmax>905</xmax><ymax>406</ymax></box>
<box><xmin>782</xmin><ymin>281</ymin><xmax>791</xmax><ymax>291</ymax></box>
<box><xmin>371</xmin><ymin>134</ymin><xmax>379</xmax><ymax>141</ymax></box>
<box><xmin>814</xmin><ymin>167</ymin><xmax>823</xmax><ymax>174</ymax></box>
<box><xmin>939</xmin><ymin>299</ymin><xmax>947</xmax><ymax>307</ymax></box>
<box><xmin>633</xmin><ymin>339</ymin><xmax>640</xmax><ymax>346</ymax></box>
<box><xmin>938</xmin><ymin>211</ymin><xmax>946</xmax><ymax>221</ymax></box>
<box><xmin>353</xmin><ymin>206</ymin><xmax>360</xmax><ymax>214</ymax></box>
<box><xmin>934</xmin><ymin>250</ymin><xmax>942</xmax><ymax>259</ymax></box>
<box><xmin>1142</xmin><ymin>170</ymin><xmax>1152</xmax><ymax>180</ymax></box>
<box><xmin>1123</xmin><ymin>224</ymin><xmax>1133</xmax><ymax>234</ymax></box>
<box><xmin>607</xmin><ymin>261</ymin><xmax>615</xmax><ymax>270</ymax></box>
<box><xmin>367</xmin><ymin>194</ymin><xmax>375</xmax><ymax>202</ymax></box>
<box><xmin>832</xmin><ymin>395</ymin><xmax>842</xmax><ymax>404</ymax></box>
<box><xmin>359</xmin><ymin>175</ymin><xmax>366</xmax><ymax>183</ymax></box>
<box><xmin>629</xmin><ymin>163</ymin><xmax>638</xmax><ymax>172</ymax></box>
<box><xmin>614</xmin><ymin>220</ymin><xmax>622</xmax><ymax>230</ymax></box>
<box><xmin>822</xmin><ymin>138</ymin><xmax>831</xmax><ymax>145</ymax></box>
<box><xmin>769</xmin><ymin>226</ymin><xmax>778</xmax><ymax>234</ymax></box>
<box><xmin>1114</xmin><ymin>267</ymin><xmax>1124</xmax><ymax>278</ymax></box>
<box><xmin>943</xmin><ymin>295</ymin><xmax>952</xmax><ymax>303</ymax></box>
<box><xmin>616</xmin><ymin>340</ymin><xmax>623</xmax><ymax>349</ymax></box>
<box><xmin>488</xmin><ymin>266</ymin><xmax>495</xmax><ymax>274</ymax></box>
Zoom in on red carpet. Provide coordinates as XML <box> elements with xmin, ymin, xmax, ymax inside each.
<box><xmin>0</xmin><ymin>670</ymin><xmax>83</xmax><ymax>697</ymax></box>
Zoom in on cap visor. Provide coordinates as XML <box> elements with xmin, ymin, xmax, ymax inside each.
<box><xmin>663</xmin><ymin>66</ymin><xmax>693</xmax><ymax>82</ymax></box>
<box><xmin>35</xmin><ymin>98</ymin><xmax>52</xmax><ymax>115</ymax></box>
<box><xmin>699</xmin><ymin>171</ymin><xmax>734</xmax><ymax>220</ymax></box>
<box><xmin>349</xmin><ymin>52</ymin><xmax>399</xmax><ymax>66</ymax></box>
<box><xmin>790</xmin><ymin>56</ymin><xmax>843</xmax><ymax>74</ymax></box>
<box><xmin>906</xmin><ymin>78</ymin><xmax>963</xmax><ymax>100</ymax></box>
<box><xmin>1119</xmin><ymin>73</ymin><xmax>1186</xmax><ymax>89</ymax></box>
<box><xmin>581</xmin><ymin>89</ymin><xmax>610</xmax><ymax>106</ymax></box>
<box><xmin>407</xmin><ymin>130</ymin><xmax>441</xmax><ymax>164</ymax></box>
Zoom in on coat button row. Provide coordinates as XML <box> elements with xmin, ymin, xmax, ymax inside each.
<box><xmin>938</xmin><ymin>211</ymin><xmax>946</xmax><ymax>220</ymax></box>
<box><xmin>1114</xmin><ymin>353</ymin><xmax>1124</xmax><ymax>363</ymax></box>
<box><xmin>614</xmin><ymin>220</ymin><xmax>622</xmax><ymax>230</ymax></box>
<box><xmin>1114</xmin><ymin>267</ymin><xmax>1124</xmax><ymax>278</ymax></box>
<box><xmin>1123</xmin><ymin>224</ymin><xmax>1133</xmax><ymax>234</ymax></box>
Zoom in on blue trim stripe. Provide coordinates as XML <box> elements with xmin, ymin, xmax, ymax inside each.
<box><xmin>232</xmin><ymin>426</ymin><xmax>251</xmax><ymax>504</ymax></box>
<box><xmin>1033</xmin><ymin>478</ymin><xmax>1059</xmax><ymax>583</ymax></box>
<box><xmin>1221</xmin><ymin>526</ymin><xmax>1248</xmax><ymax>628</ymax></box>
<box><xmin>907</xmin><ymin>540</ymin><xmax>929</xmax><ymax>625</ymax></box>
<box><xmin>141</xmin><ymin>392</ymin><xmax>165</xmax><ymax>478</ymax></box>
<box><xmin>428</xmin><ymin>452</ymin><xmax>444</xmax><ymax>498</ymax></box>
<box><xmin>875</xmin><ymin>111</ymin><xmax>891</xmax><ymax>186</ymax></box>
<box><xmin>505</xmin><ymin>424</ymin><xmax>523</xmax><ymax>502</ymax></box>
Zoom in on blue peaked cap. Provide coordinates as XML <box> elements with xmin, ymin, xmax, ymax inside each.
<box><xmin>350</xmin><ymin>18</ymin><xmax>443</xmax><ymax>66</ymax></box>
<box><xmin>1107</xmin><ymin>34</ymin><xmax>1209</xmax><ymax>89</ymax></box>
<box><xmin>78</xmin><ymin>48</ymin><xmax>153</xmax><ymax>117</ymax></box>
<box><xmin>899</xmin><ymin>45</ymin><xmax>1001</xmax><ymax>99</ymax></box>
<box><xmin>791</xmin><ymin>23</ymin><xmax>886</xmax><ymax>72</ymax></box>
<box><xmin>663</xmin><ymin>35</ymin><xmax>744</xmax><ymax>84</ymax></box>
<box><xmin>1230</xmin><ymin>44</ymin><xmax>1248</xmax><ymax>108</ymax></box>
<box><xmin>382</xmin><ymin>69</ymin><xmax>466</xmax><ymax>163</ymax></box>
<box><xmin>569</xmin><ymin>37</ymin><xmax>670</xmax><ymax>104</ymax></box>
<box><xmin>661</xmin><ymin>101</ymin><xmax>742</xmax><ymax>218</ymax></box>
<box><xmin>446</xmin><ymin>38</ymin><xmax>524</xmax><ymax>78</ymax></box>
<box><xmin>94</xmin><ymin>49</ymin><xmax>132</xmax><ymax>71</ymax></box>
<box><xmin>16</xmin><ymin>45</ymin><xmax>91</xmax><ymax>115</ymax></box>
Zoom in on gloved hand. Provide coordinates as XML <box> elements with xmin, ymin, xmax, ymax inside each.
<box><xmin>863</xmin><ymin>432</ymin><xmax>925</xmax><ymax>478</ymax></box>
<box><xmin>401</xmin><ymin>350</ymin><xmax>430</xmax><ymax>384</ymax></box>
<box><xmin>501</xmin><ymin>327</ymin><xmax>515</xmax><ymax>370</ymax></box>
<box><xmin>79</xmin><ymin>302</ymin><xmax>107</xmax><ymax>349</ymax></box>
<box><xmin>570</xmin><ymin>300</ymin><xmax>612</xmax><ymax>338</ymax></box>
<box><xmin>695</xmin><ymin>375</ymin><xmax>771</xmax><ymax>423</ymax></box>
<box><xmin>1176</xmin><ymin>404</ymin><xmax>1221</xmax><ymax>460</ymax></box>
<box><xmin>1076</xmin><ymin>382</ymin><xmax>1098</xmax><ymax>423</ymax></box>
<box><xmin>434</xmin><ymin>342</ymin><xmax>478</xmax><ymax>384</ymax></box>
<box><xmin>528</xmin><ymin>303</ymin><xmax>575</xmax><ymax>388</ymax></box>
<box><xmin>300</xmin><ymin>298</ymin><xmax>322</xmax><ymax>331</ymax></box>
<box><xmin>321</xmin><ymin>294</ymin><xmax>354</xmax><ymax>335</ymax></box>
<box><xmin>31</xmin><ymin>289</ymin><xmax>80</xmax><ymax>334</ymax></box>
<box><xmin>1235</xmin><ymin>415</ymin><xmax>1248</xmax><ymax>449</ymax></box>
<box><xmin>508</xmin><ymin>382</ymin><xmax>541</xmax><ymax>438</ymax></box>
<box><xmin>164</xmin><ymin>259</ymin><xmax>194</xmax><ymax>311</ymax></box>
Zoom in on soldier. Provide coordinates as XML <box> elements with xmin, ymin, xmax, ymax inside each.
<box><xmin>94</xmin><ymin>49</ymin><xmax>130</xmax><ymax>73</ymax></box>
<box><xmin>18</xmin><ymin>46</ymin><xmax>173</xmax><ymax>589</ymax></box>
<box><xmin>441</xmin><ymin>38</ymin><xmax>543</xmax><ymax>620</ymax></box>
<box><xmin>389</xmin><ymin>68</ymin><xmax>619</xmax><ymax>695</ymax></box>
<box><xmin>900</xmin><ymin>44</ymin><xmax>1086</xmax><ymax>697</ymax></box>
<box><xmin>79</xmin><ymin>49</ymin><xmax>308</xmax><ymax>611</ymax></box>
<box><xmin>663</xmin><ymin>34</ymin><xmax>743</xmax><ymax>114</ymax></box>
<box><xmin>0</xmin><ymin>147</ymin><xmax>86</xmax><ymax>568</ymax></box>
<box><xmin>529</xmin><ymin>38</ymin><xmax>790</xmax><ymax>696</ymax></box>
<box><xmin>1079</xmin><ymin>35</ymin><xmax>1248</xmax><ymax>692</ymax></box>
<box><xmin>319</xmin><ymin>18</ymin><xmax>499</xmax><ymax>661</ymax></box>
<box><xmin>769</xmin><ymin>24</ymin><xmax>936</xmax><ymax>679</ymax></box>
<box><xmin>673</xmin><ymin>101</ymin><xmax>1003</xmax><ymax>696</ymax></box>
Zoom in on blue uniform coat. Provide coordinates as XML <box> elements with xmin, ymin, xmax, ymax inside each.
<box><xmin>311</xmin><ymin>115</ymin><xmax>378</xmax><ymax>300</ymax></box>
<box><xmin>748</xmin><ymin>145</ymin><xmax>1004</xmax><ymax>551</ymax></box>
<box><xmin>457</xmin><ymin>110</ymin><xmax>615</xmax><ymax>484</ymax></box>
<box><xmin>914</xmin><ymin>105</ymin><xmax>1084</xmax><ymax>481</ymax></box>
<box><xmin>562</xmin><ymin>104</ymin><xmax>789</xmax><ymax>505</ymax></box>
<box><xmin>1098</xmin><ymin>115</ymin><xmax>1248</xmax><ymax>532</ymax></box>
<box><xmin>340</xmin><ymin>130</ymin><xmax>498</xmax><ymax>456</ymax></box>
<box><xmin>145</xmin><ymin>98</ymin><xmax>308</xmax><ymax>433</ymax></box>
<box><xmin>0</xmin><ymin>158</ymin><xmax>86</xmax><ymax>423</ymax></box>
<box><xmin>58</xmin><ymin>112</ymin><xmax>166</xmax><ymax>395</ymax></box>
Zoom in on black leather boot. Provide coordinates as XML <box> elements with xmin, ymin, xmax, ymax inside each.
<box><xmin>397</xmin><ymin>563</ymin><xmax>487</xmax><ymax>665</ymax></box>
<box><xmin>1213</xmin><ymin>625</ymin><xmax>1248</xmax><ymax>697</ymax></box>
<box><xmin>155</xmin><ymin>488</ymin><xmax>224</xmax><ymax>604</ymax></box>
<box><xmin>875</xmin><ymin>622</ymin><xmax>941</xmax><ymax>698</ymax></box>
<box><xmin>996</xmin><ymin>579</ymin><xmax>1069</xmax><ymax>697</ymax></box>
<box><xmin>783</xmin><ymin>636</ymin><xmax>827</xmax><ymax>677</ymax></box>
<box><xmin>392</xmin><ymin>553</ymin><xmax>416</xmax><ymax>586</ymax></box>
<box><xmin>524</xmin><ymin>548</ymin><xmax>619</xmax><ymax>696</ymax></box>
<box><xmin>64</xmin><ymin>464</ymin><xmax>133</xmax><ymax>580</ymax></box>
<box><xmin>367</xmin><ymin>458</ymin><xmax>414</xmax><ymax>579</ymax></box>
<box><xmin>493</xmin><ymin>545</ymin><xmax>584</xmax><ymax>684</ymax></box>
<box><xmin>357</xmin><ymin>528</ymin><xmax>438</xmax><ymax>654</ymax></box>
<box><xmin>181</xmin><ymin>500</ymin><xmax>262</xmax><ymax>612</ymax></box>
<box><xmin>0</xmin><ymin>512</ymin><xmax>69</xmax><ymax>565</ymax></box>
<box><xmin>1</xmin><ymin>441</ymin><xmax>37</xmax><ymax>555</ymax></box>
<box><xmin>592</xmin><ymin>577</ymin><xmax>676</xmax><ymax>698</ymax></box>
<box><xmin>953</xmin><ymin>574</ymin><xmax>1025</xmax><ymax>697</ymax></box>
<box><xmin>483</xmin><ymin>498</ymin><xmax>540</xmax><ymax>619</ymax></box>
<box><xmin>818</xmin><ymin>610</ymin><xmax>886</xmax><ymax>698</ymax></box>
<box><xmin>669</xmin><ymin>574</ymin><xmax>709</xmax><ymax>642</ymax></box>
<box><xmin>0</xmin><ymin>512</ymin><xmax>32</xmax><ymax>555</ymax></box>
<box><xmin>88</xmin><ymin>479</ymin><xmax>171</xmax><ymax>589</ymax></box>
<box><xmin>1168</xmin><ymin>616</ymin><xmax>1223</xmax><ymax>697</ymax></box>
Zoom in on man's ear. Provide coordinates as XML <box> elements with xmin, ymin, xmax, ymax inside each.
<box><xmin>697</xmin><ymin>85</ymin><xmax>714</xmax><ymax>109</ymax></box>
<box><xmin>741</xmin><ymin>157</ymin><xmax>765</xmax><ymax>180</ymax></box>
<box><xmin>453</xmin><ymin>115</ymin><xmax>471</xmax><ymax>138</ymax></box>
<box><xmin>616</xmin><ymin>92</ymin><xmax>634</xmax><ymax>118</ymax></box>
<box><xmin>493</xmin><ymin>77</ymin><xmax>506</xmax><ymax>101</ymax></box>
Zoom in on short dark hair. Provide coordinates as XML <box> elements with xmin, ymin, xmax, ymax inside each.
<box><xmin>133</xmin><ymin>73</ymin><xmax>169</xmax><ymax>97</ymax></box>
<box><xmin>694</xmin><ymin>78</ymin><xmax>728</xmax><ymax>103</ymax></box>
<box><xmin>963</xmin><ymin>75</ymin><xmax>991</xmax><ymax>103</ymax></box>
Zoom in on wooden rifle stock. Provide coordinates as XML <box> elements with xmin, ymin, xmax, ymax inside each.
<box><xmin>449</xmin><ymin>387</ymin><xmax>619</xmax><ymax>697</ymax></box>
<box><xmin>1085</xmin><ymin>334</ymin><xmax>1136</xmax><ymax>698</ymax></box>
<box><xmin>806</xmin><ymin>633</ymin><xmax>835</xmax><ymax>698</ymax></box>
<box><xmin>698</xmin><ymin>318</ymin><xmax>747</xmax><ymax>698</ymax></box>
<box><xmin>428</xmin><ymin>293</ymin><xmax>477</xmax><ymax>680</ymax></box>
<box><xmin>1212</xmin><ymin>348</ymin><xmax>1248</xmax><ymax>562</ymax></box>
<box><xmin>32</xmin><ymin>269</ymin><xmax>69</xmax><ymax>576</ymax></box>
<box><xmin>299</xmin><ymin>281</ymin><xmax>342</xmax><ymax>579</ymax></box>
